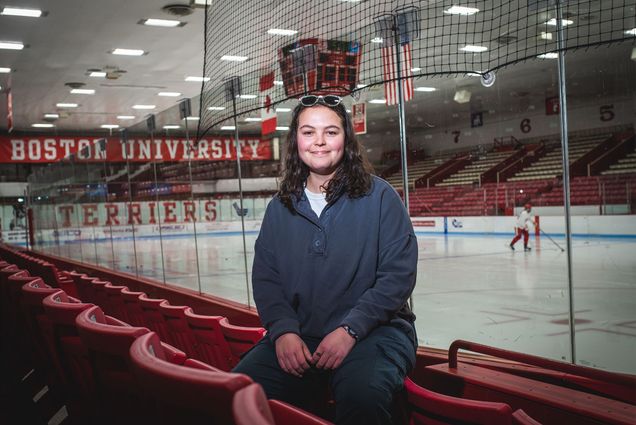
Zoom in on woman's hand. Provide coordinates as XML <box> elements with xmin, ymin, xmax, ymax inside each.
<box><xmin>275</xmin><ymin>333</ymin><xmax>312</xmax><ymax>377</ymax></box>
<box><xmin>312</xmin><ymin>327</ymin><xmax>356</xmax><ymax>370</ymax></box>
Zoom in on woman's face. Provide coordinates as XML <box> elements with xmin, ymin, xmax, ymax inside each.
<box><xmin>296</xmin><ymin>105</ymin><xmax>345</xmax><ymax>177</ymax></box>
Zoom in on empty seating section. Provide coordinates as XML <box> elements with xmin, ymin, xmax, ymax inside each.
<box><xmin>385</xmin><ymin>155</ymin><xmax>453</xmax><ymax>190</ymax></box>
<box><xmin>602</xmin><ymin>142</ymin><xmax>636</xmax><ymax>175</ymax></box>
<box><xmin>436</xmin><ymin>151</ymin><xmax>513</xmax><ymax>187</ymax></box>
<box><xmin>5</xmin><ymin>243</ymin><xmax>636</xmax><ymax>424</ymax></box>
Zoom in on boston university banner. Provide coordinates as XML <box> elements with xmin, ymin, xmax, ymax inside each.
<box><xmin>0</xmin><ymin>136</ymin><xmax>273</xmax><ymax>163</ymax></box>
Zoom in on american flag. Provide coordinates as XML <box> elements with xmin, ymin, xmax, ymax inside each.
<box><xmin>381</xmin><ymin>43</ymin><xmax>413</xmax><ymax>106</ymax></box>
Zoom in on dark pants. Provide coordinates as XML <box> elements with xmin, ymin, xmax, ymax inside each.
<box><xmin>233</xmin><ymin>325</ymin><xmax>416</xmax><ymax>425</ymax></box>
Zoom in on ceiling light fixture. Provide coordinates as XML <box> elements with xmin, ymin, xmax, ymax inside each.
<box><xmin>545</xmin><ymin>18</ymin><xmax>573</xmax><ymax>26</ymax></box>
<box><xmin>140</xmin><ymin>18</ymin><xmax>183</xmax><ymax>27</ymax></box>
<box><xmin>111</xmin><ymin>48</ymin><xmax>146</xmax><ymax>56</ymax></box>
<box><xmin>371</xmin><ymin>37</ymin><xmax>383</xmax><ymax>43</ymax></box>
<box><xmin>460</xmin><ymin>45</ymin><xmax>488</xmax><ymax>52</ymax></box>
<box><xmin>411</xmin><ymin>67</ymin><xmax>422</xmax><ymax>72</ymax></box>
<box><xmin>244</xmin><ymin>117</ymin><xmax>262</xmax><ymax>122</ymax></box>
<box><xmin>117</xmin><ymin>115</ymin><xmax>135</xmax><ymax>120</ymax></box>
<box><xmin>444</xmin><ymin>6</ymin><xmax>479</xmax><ymax>15</ymax></box>
<box><xmin>276</xmin><ymin>126</ymin><xmax>290</xmax><ymax>131</ymax></box>
<box><xmin>537</xmin><ymin>52</ymin><xmax>559</xmax><ymax>59</ymax></box>
<box><xmin>0</xmin><ymin>41</ymin><xmax>24</xmax><ymax>50</ymax></box>
<box><xmin>89</xmin><ymin>71</ymin><xmax>107</xmax><ymax>77</ymax></box>
<box><xmin>1</xmin><ymin>7</ymin><xmax>43</xmax><ymax>17</ymax></box>
<box><xmin>158</xmin><ymin>92</ymin><xmax>182</xmax><ymax>97</ymax></box>
<box><xmin>275</xmin><ymin>108</ymin><xmax>291</xmax><ymax>112</ymax></box>
<box><xmin>625</xmin><ymin>28</ymin><xmax>636</xmax><ymax>36</ymax></box>
<box><xmin>540</xmin><ymin>32</ymin><xmax>553</xmax><ymax>40</ymax></box>
<box><xmin>369</xmin><ymin>99</ymin><xmax>387</xmax><ymax>104</ymax></box>
<box><xmin>414</xmin><ymin>87</ymin><xmax>436</xmax><ymax>92</ymax></box>
<box><xmin>0</xmin><ymin>67</ymin><xmax>10</xmax><ymax>73</ymax></box>
<box><xmin>207</xmin><ymin>106</ymin><xmax>225</xmax><ymax>110</ymax></box>
<box><xmin>163</xmin><ymin>125</ymin><xmax>180</xmax><ymax>129</ymax></box>
<box><xmin>70</xmin><ymin>89</ymin><xmax>95</xmax><ymax>94</ymax></box>
<box><xmin>454</xmin><ymin>89</ymin><xmax>471</xmax><ymax>103</ymax></box>
<box><xmin>44</xmin><ymin>113</ymin><xmax>59</xmax><ymax>119</ymax></box>
<box><xmin>221</xmin><ymin>125</ymin><xmax>236</xmax><ymax>130</ymax></box>
<box><xmin>32</xmin><ymin>123</ymin><xmax>54</xmax><ymax>128</ymax></box>
<box><xmin>132</xmin><ymin>104</ymin><xmax>156</xmax><ymax>110</ymax></box>
<box><xmin>267</xmin><ymin>28</ymin><xmax>298</xmax><ymax>36</ymax></box>
<box><xmin>220</xmin><ymin>55</ymin><xmax>249</xmax><ymax>62</ymax></box>
<box><xmin>237</xmin><ymin>94</ymin><xmax>257</xmax><ymax>99</ymax></box>
<box><xmin>185</xmin><ymin>76</ymin><xmax>210</xmax><ymax>82</ymax></box>
<box><xmin>101</xmin><ymin>124</ymin><xmax>119</xmax><ymax>129</ymax></box>
<box><xmin>56</xmin><ymin>103</ymin><xmax>78</xmax><ymax>108</ymax></box>
<box><xmin>273</xmin><ymin>80</ymin><xmax>284</xmax><ymax>85</ymax></box>
<box><xmin>183</xmin><ymin>116</ymin><xmax>199</xmax><ymax>121</ymax></box>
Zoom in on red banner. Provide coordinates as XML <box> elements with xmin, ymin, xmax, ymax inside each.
<box><xmin>352</xmin><ymin>103</ymin><xmax>366</xmax><ymax>135</ymax></box>
<box><xmin>0</xmin><ymin>137</ymin><xmax>273</xmax><ymax>163</ymax></box>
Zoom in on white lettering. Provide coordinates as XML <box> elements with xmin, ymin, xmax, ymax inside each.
<box><xmin>224</xmin><ymin>139</ymin><xmax>232</xmax><ymax>158</ymax></box>
<box><xmin>165</xmin><ymin>140</ymin><xmax>180</xmax><ymax>159</ymax></box>
<box><xmin>197</xmin><ymin>140</ymin><xmax>210</xmax><ymax>159</ymax></box>
<box><xmin>77</xmin><ymin>139</ymin><xmax>90</xmax><ymax>159</ymax></box>
<box><xmin>28</xmin><ymin>139</ymin><xmax>42</xmax><ymax>160</ymax></box>
<box><xmin>247</xmin><ymin>139</ymin><xmax>259</xmax><ymax>158</ymax></box>
<box><xmin>11</xmin><ymin>139</ymin><xmax>25</xmax><ymax>160</ymax></box>
<box><xmin>60</xmin><ymin>139</ymin><xmax>74</xmax><ymax>158</ymax></box>
<box><xmin>44</xmin><ymin>139</ymin><xmax>56</xmax><ymax>160</ymax></box>
<box><xmin>138</xmin><ymin>139</ymin><xmax>151</xmax><ymax>160</ymax></box>
<box><xmin>211</xmin><ymin>140</ymin><xmax>222</xmax><ymax>159</ymax></box>
<box><xmin>181</xmin><ymin>140</ymin><xmax>193</xmax><ymax>159</ymax></box>
<box><xmin>153</xmin><ymin>139</ymin><xmax>163</xmax><ymax>160</ymax></box>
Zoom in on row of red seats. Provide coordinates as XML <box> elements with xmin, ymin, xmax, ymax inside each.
<box><xmin>1</xmin><ymin>244</ymin><xmax>544</xmax><ymax>424</ymax></box>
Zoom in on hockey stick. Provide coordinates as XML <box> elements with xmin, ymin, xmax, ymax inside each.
<box><xmin>539</xmin><ymin>227</ymin><xmax>565</xmax><ymax>252</ymax></box>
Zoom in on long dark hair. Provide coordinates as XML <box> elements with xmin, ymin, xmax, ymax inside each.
<box><xmin>278</xmin><ymin>102</ymin><xmax>373</xmax><ymax>212</ymax></box>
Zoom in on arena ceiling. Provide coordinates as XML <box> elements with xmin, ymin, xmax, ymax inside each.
<box><xmin>0</xmin><ymin>0</ymin><xmax>634</xmax><ymax>139</ymax></box>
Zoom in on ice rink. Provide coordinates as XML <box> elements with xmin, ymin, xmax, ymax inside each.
<box><xmin>40</xmin><ymin>232</ymin><xmax>636</xmax><ymax>374</ymax></box>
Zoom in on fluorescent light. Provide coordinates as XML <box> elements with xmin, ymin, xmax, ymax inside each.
<box><xmin>415</xmin><ymin>87</ymin><xmax>436</xmax><ymax>92</ymax></box>
<box><xmin>0</xmin><ymin>67</ymin><xmax>10</xmax><ymax>73</ymax></box>
<box><xmin>275</xmin><ymin>107</ymin><xmax>291</xmax><ymax>112</ymax></box>
<box><xmin>444</xmin><ymin>6</ymin><xmax>479</xmax><ymax>15</ymax></box>
<box><xmin>183</xmin><ymin>116</ymin><xmax>199</xmax><ymax>121</ymax></box>
<box><xmin>112</xmin><ymin>48</ymin><xmax>146</xmax><ymax>56</ymax></box>
<box><xmin>357</xmin><ymin>83</ymin><xmax>368</xmax><ymax>88</ymax></box>
<box><xmin>267</xmin><ymin>28</ymin><xmax>298</xmax><ymax>36</ymax></box>
<box><xmin>221</xmin><ymin>55</ymin><xmax>249</xmax><ymax>62</ymax></box>
<box><xmin>1</xmin><ymin>7</ymin><xmax>42</xmax><ymax>17</ymax></box>
<box><xmin>158</xmin><ymin>91</ymin><xmax>182</xmax><ymax>97</ymax></box>
<box><xmin>244</xmin><ymin>117</ymin><xmax>261</xmax><ymax>122</ymax></box>
<box><xmin>538</xmin><ymin>52</ymin><xmax>559</xmax><ymax>59</ymax></box>
<box><xmin>44</xmin><ymin>113</ymin><xmax>59</xmax><ymax>119</ymax></box>
<box><xmin>32</xmin><ymin>123</ymin><xmax>54</xmax><ymax>128</ymax></box>
<box><xmin>101</xmin><ymin>124</ymin><xmax>119</xmax><ymax>129</ymax></box>
<box><xmin>185</xmin><ymin>76</ymin><xmax>210</xmax><ymax>82</ymax></box>
<box><xmin>371</xmin><ymin>37</ymin><xmax>383</xmax><ymax>43</ymax></box>
<box><xmin>56</xmin><ymin>103</ymin><xmax>78</xmax><ymax>108</ymax></box>
<box><xmin>208</xmin><ymin>106</ymin><xmax>225</xmax><ymax>110</ymax></box>
<box><xmin>117</xmin><ymin>115</ymin><xmax>135</xmax><ymax>120</ymax></box>
<box><xmin>540</xmin><ymin>32</ymin><xmax>553</xmax><ymax>40</ymax></box>
<box><xmin>70</xmin><ymin>89</ymin><xmax>95</xmax><ymax>94</ymax></box>
<box><xmin>273</xmin><ymin>80</ymin><xmax>284</xmax><ymax>85</ymax></box>
<box><xmin>625</xmin><ymin>28</ymin><xmax>636</xmax><ymax>36</ymax></box>
<box><xmin>545</xmin><ymin>18</ymin><xmax>573</xmax><ymax>26</ymax></box>
<box><xmin>369</xmin><ymin>99</ymin><xmax>387</xmax><ymax>104</ymax></box>
<box><xmin>0</xmin><ymin>41</ymin><xmax>24</xmax><ymax>50</ymax></box>
<box><xmin>132</xmin><ymin>104</ymin><xmax>156</xmax><ymax>109</ymax></box>
<box><xmin>411</xmin><ymin>67</ymin><xmax>421</xmax><ymax>72</ymax></box>
<box><xmin>339</xmin><ymin>0</ymin><xmax>362</xmax><ymax>2</ymax></box>
<box><xmin>89</xmin><ymin>71</ymin><xmax>107</xmax><ymax>77</ymax></box>
<box><xmin>276</xmin><ymin>126</ymin><xmax>289</xmax><ymax>131</ymax></box>
<box><xmin>221</xmin><ymin>125</ymin><xmax>236</xmax><ymax>130</ymax></box>
<box><xmin>460</xmin><ymin>45</ymin><xmax>488</xmax><ymax>52</ymax></box>
<box><xmin>142</xmin><ymin>18</ymin><xmax>182</xmax><ymax>27</ymax></box>
<box><xmin>163</xmin><ymin>125</ymin><xmax>180</xmax><ymax>129</ymax></box>
<box><xmin>237</xmin><ymin>94</ymin><xmax>257</xmax><ymax>99</ymax></box>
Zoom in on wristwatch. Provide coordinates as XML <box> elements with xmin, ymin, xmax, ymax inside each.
<box><xmin>342</xmin><ymin>325</ymin><xmax>359</xmax><ymax>341</ymax></box>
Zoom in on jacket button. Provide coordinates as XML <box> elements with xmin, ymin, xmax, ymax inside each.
<box><xmin>314</xmin><ymin>240</ymin><xmax>321</xmax><ymax>246</ymax></box>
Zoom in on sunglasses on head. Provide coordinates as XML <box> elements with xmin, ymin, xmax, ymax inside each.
<box><xmin>299</xmin><ymin>95</ymin><xmax>343</xmax><ymax>107</ymax></box>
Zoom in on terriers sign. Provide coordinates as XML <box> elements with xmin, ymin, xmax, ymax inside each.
<box><xmin>0</xmin><ymin>136</ymin><xmax>273</xmax><ymax>163</ymax></box>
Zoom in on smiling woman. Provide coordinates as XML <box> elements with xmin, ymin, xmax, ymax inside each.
<box><xmin>233</xmin><ymin>98</ymin><xmax>419</xmax><ymax>425</ymax></box>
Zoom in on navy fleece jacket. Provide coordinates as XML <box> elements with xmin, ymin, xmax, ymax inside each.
<box><xmin>252</xmin><ymin>176</ymin><xmax>417</xmax><ymax>344</ymax></box>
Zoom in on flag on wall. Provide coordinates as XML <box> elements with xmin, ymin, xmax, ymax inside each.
<box><xmin>259</xmin><ymin>71</ymin><xmax>277</xmax><ymax>136</ymax></box>
<box><xmin>7</xmin><ymin>90</ymin><xmax>13</xmax><ymax>133</ymax></box>
<box><xmin>381</xmin><ymin>43</ymin><xmax>413</xmax><ymax>106</ymax></box>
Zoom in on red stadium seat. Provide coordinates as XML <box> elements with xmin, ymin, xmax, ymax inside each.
<box><xmin>233</xmin><ymin>382</ymin><xmax>333</xmax><ymax>425</ymax></box>
<box><xmin>184</xmin><ymin>308</ymin><xmax>234</xmax><ymax>370</ymax></box>
<box><xmin>159</xmin><ymin>301</ymin><xmax>198</xmax><ymax>358</ymax></box>
<box><xmin>103</xmin><ymin>282</ymin><xmax>129</xmax><ymax>322</ymax></box>
<box><xmin>129</xmin><ymin>331</ymin><xmax>252</xmax><ymax>424</ymax></box>
<box><xmin>120</xmin><ymin>287</ymin><xmax>146</xmax><ymax>327</ymax></box>
<box><xmin>42</xmin><ymin>290</ymin><xmax>96</xmax><ymax>422</ymax></box>
<box><xmin>138</xmin><ymin>294</ymin><xmax>171</xmax><ymax>342</ymax></box>
<box><xmin>404</xmin><ymin>377</ymin><xmax>514</xmax><ymax>425</ymax></box>
<box><xmin>75</xmin><ymin>305</ymin><xmax>150</xmax><ymax>423</ymax></box>
<box><xmin>219</xmin><ymin>317</ymin><xmax>266</xmax><ymax>368</ymax></box>
<box><xmin>513</xmin><ymin>409</ymin><xmax>543</xmax><ymax>425</ymax></box>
